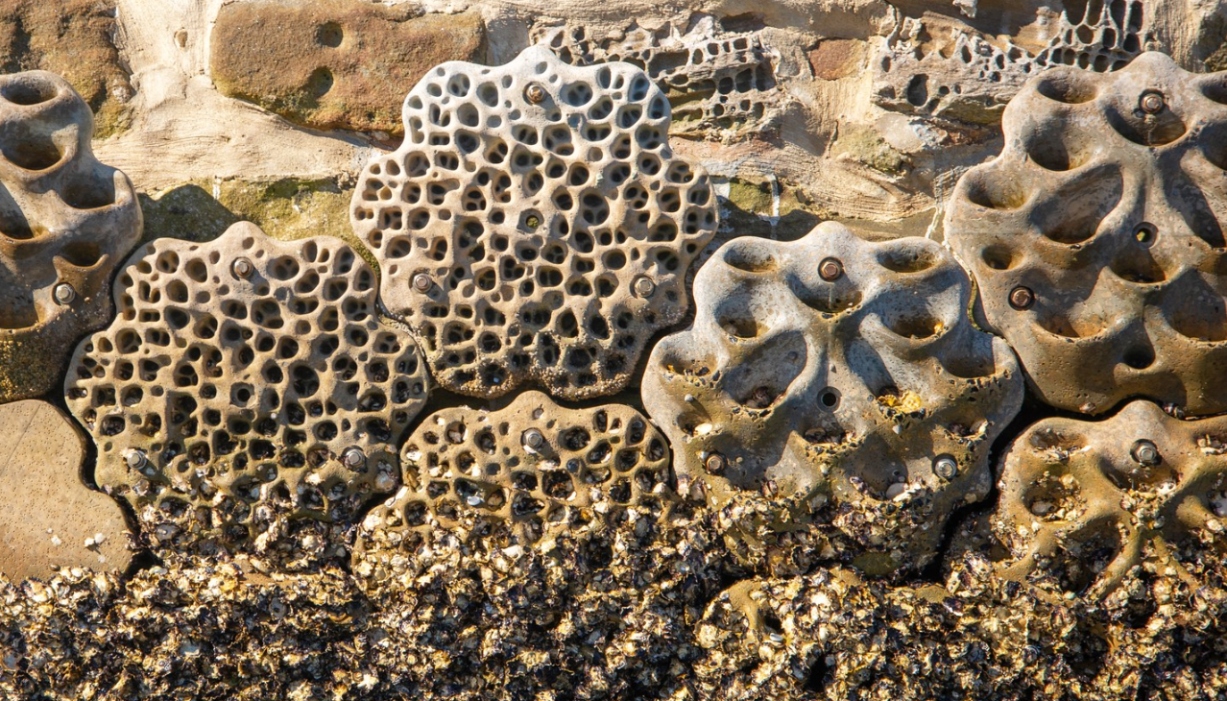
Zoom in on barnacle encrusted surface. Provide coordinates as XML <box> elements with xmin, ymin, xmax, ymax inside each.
<box><xmin>642</xmin><ymin>222</ymin><xmax>1023</xmax><ymax>574</ymax></box>
<box><xmin>946</xmin><ymin>51</ymin><xmax>1227</xmax><ymax>416</ymax></box>
<box><xmin>64</xmin><ymin>222</ymin><xmax>429</xmax><ymax>569</ymax></box>
<box><xmin>350</xmin><ymin>45</ymin><xmax>717</xmax><ymax>400</ymax></box>
<box><xmin>354</xmin><ymin>390</ymin><xmax>674</xmax><ymax>582</ymax></box>
<box><xmin>993</xmin><ymin>400</ymin><xmax>1227</xmax><ymax>598</ymax></box>
<box><xmin>0</xmin><ymin>70</ymin><xmax>141</xmax><ymax>402</ymax></box>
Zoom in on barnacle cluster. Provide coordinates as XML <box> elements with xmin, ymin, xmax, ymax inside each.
<box><xmin>351</xmin><ymin>45</ymin><xmax>717</xmax><ymax>400</ymax></box>
<box><xmin>0</xmin><ymin>70</ymin><xmax>141</xmax><ymax>402</ymax></box>
<box><xmin>354</xmin><ymin>391</ymin><xmax>675</xmax><ymax>584</ymax></box>
<box><xmin>65</xmin><ymin>222</ymin><xmax>429</xmax><ymax>570</ymax></box>
<box><xmin>992</xmin><ymin>400</ymin><xmax>1227</xmax><ymax>598</ymax></box>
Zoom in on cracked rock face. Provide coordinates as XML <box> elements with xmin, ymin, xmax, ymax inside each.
<box><xmin>351</xmin><ymin>45</ymin><xmax>718</xmax><ymax>400</ymax></box>
<box><xmin>353</xmin><ymin>390</ymin><xmax>675</xmax><ymax>583</ymax></box>
<box><xmin>994</xmin><ymin>400</ymin><xmax>1227</xmax><ymax>598</ymax></box>
<box><xmin>946</xmin><ymin>52</ymin><xmax>1227</xmax><ymax>416</ymax></box>
<box><xmin>642</xmin><ymin>222</ymin><xmax>1023</xmax><ymax>574</ymax></box>
<box><xmin>0</xmin><ymin>70</ymin><xmax>141</xmax><ymax>403</ymax></box>
<box><xmin>64</xmin><ymin>222</ymin><xmax>429</xmax><ymax>570</ymax></box>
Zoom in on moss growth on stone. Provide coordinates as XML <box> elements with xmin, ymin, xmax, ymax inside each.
<box><xmin>834</xmin><ymin>124</ymin><xmax>912</xmax><ymax>175</ymax></box>
<box><xmin>0</xmin><ymin>1</ymin><xmax>133</xmax><ymax>138</ymax></box>
<box><xmin>139</xmin><ymin>177</ymin><xmax>377</xmax><ymax>277</ymax></box>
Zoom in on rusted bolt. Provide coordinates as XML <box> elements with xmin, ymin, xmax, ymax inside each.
<box><xmin>1131</xmin><ymin>439</ymin><xmax>1161</xmax><ymax>467</ymax></box>
<box><xmin>633</xmin><ymin>276</ymin><xmax>656</xmax><ymax>298</ymax></box>
<box><xmin>231</xmin><ymin>257</ymin><xmax>253</xmax><ymax>279</ymax></box>
<box><xmin>412</xmin><ymin>272</ymin><xmax>432</xmax><ymax>293</ymax></box>
<box><xmin>933</xmin><ymin>455</ymin><xmax>958</xmax><ymax>481</ymax></box>
<box><xmin>522</xmin><ymin>428</ymin><xmax>545</xmax><ymax>451</ymax></box>
<box><xmin>819</xmin><ymin>257</ymin><xmax>843</xmax><ymax>282</ymax></box>
<box><xmin>342</xmin><ymin>447</ymin><xmax>366</xmax><ymax>469</ymax></box>
<box><xmin>1140</xmin><ymin>91</ymin><xmax>1165</xmax><ymax>115</ymax></box>
<box><xmin>53</xmin><ymin>282</ymin><xmax>76</xmax><ymax>305</ymax></box>
<box><xmin>704</xmin><ymin>452</ymin><xmax>726</xmax><ymax>475</ymax></box>
<box><xmin>525</xmin><ymin>83</ymin><xmax>546</xmax><ymax>105</ymax></box>
<box><xmin>1009</xmin><ymin>285</ymin><xmax>1035</xmax><ymax>310</ymax></box>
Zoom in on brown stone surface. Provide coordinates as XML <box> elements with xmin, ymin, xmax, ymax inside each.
<box><xmin>0</xmin><ymin>0</ymin><xmax>132</xmax><ymax>137</ymax></box>
<box><xmin>0</xmin><ymin>400</ymin><xmax>131</xmax><ymax>581</ymax></box>
<box><xmin>210</xmin><ymin>0</ymin><xmax>486</xmax><ymax>135</ymax></box>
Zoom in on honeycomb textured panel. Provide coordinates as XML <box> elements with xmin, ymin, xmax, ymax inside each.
<box><xmin>946</xmin><ymin>52</ymin><xmax>1227</xmax><ymax>416</ymax></box>
<box><xmin>351</xmin><ymin>45</ymin><xmax>718</xmax><ymax>400</ymax></box>
<box><xmin>0</xmin><ymin>70</ymin><xmax>141</xmax><ymax>402</ymax></box>
<box><xmin>641</xmin><ymin>222</ymin><xmax>1023</xmax><ymax>574</ymax></box>
<box><xmin>64</xmin><ymin>222</ymin><xmax>429</xmax><ymax>569</ymax></box>
<box><xmin>353</xmin><ymin>390</ymin><xmax>674</xmax><ymax>583</ymax></box>
<box><xmin>994</xmin><ymin>400</ymin><xmax>1227</xmax><ymax>598</ymax></box>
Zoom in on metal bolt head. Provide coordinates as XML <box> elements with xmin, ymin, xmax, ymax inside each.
<box><xmin>525</xmin><ymin>83</ymin><xmax>546</xmax><ymax>104</ymax></box>
<box><xmin>1140</xmin><ymin>91</ymin><xmax>1165</xmax><ymax>115</ymax></box>
<box><xmin>633</xmin><ymin>276</ymin><xmax>656</xmax><ymax>298</ymax></box>
<box><xmin>522</xmin><ymin>428</ymin><xmax>545</xmax><ymax>450</ymax></box>
<box><xmin>342</xmin><ymin>447</ymin><xmax>366</xmax><ymax>469</ymax></box>
<box><xmin>412</xmin><ymin>273</ymin><xmax>432</xmax><ymax>293</ymax></box>
<box><xmin>124</xmin><ymin>449</ymin><xmax>147</xmax><ymax>470</ymax></box>
<box><xmin>1009</xmin><ymin>285</ymin><xmax>1035</xmax><ymax>310</ymax></box>
<box><xmin>1131</xmin><ymin>439</ymin><xmax>1161</xmax><ymax>467</ymax></box>
<box><xmin>704</xmin><ymin>452</ymin><xmax>726</xmax><ymax>475</ymax></box>
<box><xmin>819</xmin><ymin>257</ymin><xmax>843</xmax><ymax>282</ymax></box>
<box><xmin>53</xmin><ymin>282</ymin><xmax>76</xmax><ymax>305</ymax></box>
<box><xmin>933</xmin><ymin>455</ymin><xmax>958</xmax><ymax>481</ymax></box>
<box><xmin>232</xmin><ymin>257</ymin><xmax>253</xmax><ymax>279</ymax></box>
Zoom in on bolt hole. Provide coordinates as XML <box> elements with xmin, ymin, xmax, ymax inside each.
<box><xmin>316</xmin><ymin>22</ymin><xmax>343</xmax><ymax>48</ymax></box>
<box><xmin>818</xmin><ymin>387</ymin><xmax>841</xmax><ymax>412</ymax></box>
<box><xmin>1122</xmin><ymin>345</ymin><xmax>1155</xmax><ymax>369</ymax></box>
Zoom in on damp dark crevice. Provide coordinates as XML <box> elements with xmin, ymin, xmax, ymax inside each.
<box><xmin>914</xmin><ymin>390</ymin><xmax>1078</xmax><ymax>585</ymax></box>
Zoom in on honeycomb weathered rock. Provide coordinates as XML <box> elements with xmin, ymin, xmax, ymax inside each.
<box><xmin>994</xmin><ymin>400</ymin><xmax>1227</xmax><ymax>598</ymax></box>
<box><xmin>0</xmin><ymin>400</ymin><xmax>132</xmax><ymax>581</ymax></box>
<box><xmin>351</xmin><ymin>45</ymin><xmax>718</xmax><ymax>400</ymax></box>
<box><xmin>946</xmin><ymin>51</ymin><xmax>1227</xmax><ymax>416</ymax></box>
<box><xmin>874</xmin><ymin>1</ymin><xmax>1153</xmax><ymax>125</ymax></box>
<box><xmin>536</xmin><ymin>16</ymin><xmax>785</xmax><ymax>141</ymax></box>
<box><xmin>0</xmin><ymin>70</ymin><xmax>141</xmax><ymax>402</ymax></box>
<box><xmin>65</xmin><ymin>222</ymin><xmax>429</xmax><ymax>569</ymax></box>
<box><xmin>353</xmin><ymin>390</ymin><xmax>674</xmax><ymax>583</ymax></box>
<box><xmin>642</xmin><ymin>222</ymin><xmax>1023</xmax><ymax>574</ymax></box>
